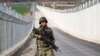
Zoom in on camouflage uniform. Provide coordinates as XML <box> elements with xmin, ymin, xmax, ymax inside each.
<box><xmin>36</xmin><ymin>17</ymin><xmax>55</xmax><ymax>56</ymax></box>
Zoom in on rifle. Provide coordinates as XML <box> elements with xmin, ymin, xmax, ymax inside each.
<box><xmin>34</xmin><ymin>28</ymin><xmax>61</xmax><ymax>52</ymax></box>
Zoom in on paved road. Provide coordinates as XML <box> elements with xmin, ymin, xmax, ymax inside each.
<box><xmin>35</xmin><ymin>28</ymin><xmax>100</xmax><ymax>56</ymax></box>
<box><xmin>12</xmin><ymin>28</ymin><xmax>100</xmax><ymax>56</ymax></box>
<box><xmin>53</xmin><ymin>28</ymin><xmax>100</xmax><ymax>56</ymax></box>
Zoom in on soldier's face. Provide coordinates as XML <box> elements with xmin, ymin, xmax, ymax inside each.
<box><xmin>40</xmin><ymin>22</ymin><xmax>47</xmax><ymax>27</ymax></box>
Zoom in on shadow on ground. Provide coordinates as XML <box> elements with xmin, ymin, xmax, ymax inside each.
<box><xmin>12</xmin><ymin>37</ymin><xmax>35</xmax><ymax>56</ymax></box>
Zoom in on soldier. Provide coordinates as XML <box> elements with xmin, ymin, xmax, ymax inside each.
<box><xmin>35</xmin><ymin>17</ymin><xmax>55</xmax><ymax>56</ymax></box>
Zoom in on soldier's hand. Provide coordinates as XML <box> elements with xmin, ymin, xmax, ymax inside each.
<box><xmin>37</xmin><ymin>35</ymin><xmax>42</xmax><ymax>38</ymax></box>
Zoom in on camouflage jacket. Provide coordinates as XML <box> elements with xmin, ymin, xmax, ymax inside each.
<box><xmin>36</xmin><ymin>26</ymin><xmax>55</xmax><ymax>48</ymax></box>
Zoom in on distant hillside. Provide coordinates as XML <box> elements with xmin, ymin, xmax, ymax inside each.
<box><xmin>11</xmin><ymin>4</ymin><xmax>31</xmax><ymax>14</ymax></box>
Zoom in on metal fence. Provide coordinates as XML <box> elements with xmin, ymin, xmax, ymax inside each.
<box><xmin>44</xmin><ymin>0</ymin><xmax>100</xmax><ymax>13</ymax></box>
<box><xmin>0</xmin><ymin>3</ymin><xmax>33</xmax><ymax>54</ymax></box>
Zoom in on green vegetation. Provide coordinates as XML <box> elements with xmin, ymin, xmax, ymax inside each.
<box><xmin>12</xmin><ymin>4</ymin><xmax>30</xmax><ymax>14</ymax></box>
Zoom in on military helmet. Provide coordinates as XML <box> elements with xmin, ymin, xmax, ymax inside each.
<box><xmin>39</xmin><ymin>17</ymin><xmax>48</xmax><ymax>24</ymax></box>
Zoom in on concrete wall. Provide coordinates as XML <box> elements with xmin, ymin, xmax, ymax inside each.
<box><xmin>37</xmin><ymin>3</ymin><xmax>100</xmax><ymax>44</ymax></box>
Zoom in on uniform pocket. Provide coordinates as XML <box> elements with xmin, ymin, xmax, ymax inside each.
<box><xmin>43</xmin><ymin>41</ymin><xmax>49</xmax><ymax>47</ymax></box>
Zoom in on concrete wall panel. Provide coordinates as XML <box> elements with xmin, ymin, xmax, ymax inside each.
<box><xmin>37</xmin><ymin>3</ymin><xmax>100</xmax><ymax>44</ymax></box>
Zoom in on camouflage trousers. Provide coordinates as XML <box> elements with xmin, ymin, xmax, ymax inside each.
<box><xmin>38</xmin><ymin>47</ymin><xmax>54</xmax><ymax>56</ymax></box>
